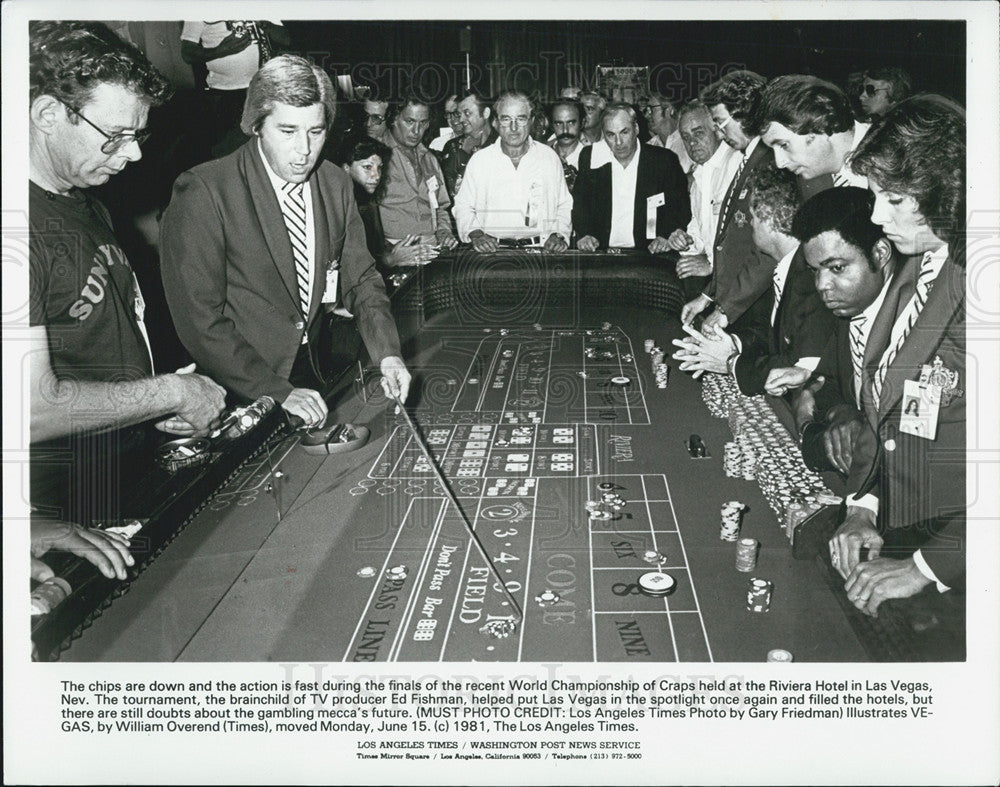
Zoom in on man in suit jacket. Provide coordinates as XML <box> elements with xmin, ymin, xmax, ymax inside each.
<box><xmin>572</xmin><ymin>103</ymin><xmax>689</xmax><ymax>252</ymax></box>
<box><xmin>680</xmin><ymin>71</ymin><xmax>776</xmax><ymax>336</ymax></box>
<box><xmin>671</xmin><ymin>164</ymin><xmax>834</xmax><ymax>397</ymax></box>
<box><xmin>764</xmin><ymin>187</ymin><xmax>900</xmax><ymax>476</ymax></box>
<box><xmin>772</xmin><ymin>97</ymin><xmax>967</xmax><ymax>616</ymax></box>
<box><xmin>161</xmin><ymin>55</ymin><xmax>409</xmax><ymax>428</ymax></box>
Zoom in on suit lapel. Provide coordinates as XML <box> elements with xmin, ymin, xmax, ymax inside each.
<box><xmin>715</xmin><ymin>141</ymin><xmax>765</xmax><ymax>248</ymax></box>
<box><xmin>632</xmin><ymin>145</ymin><xmax>653</xmax><ymax>244</ymax></box>
<box><xmin>242</xmin><ymin>142</ymin><xmax>300</xmax><ymax>312</ymax></box>
<box><xmin>877</xmin><ymin>252</ymin><xmax>962</xmax><ymax>417</ymax></box>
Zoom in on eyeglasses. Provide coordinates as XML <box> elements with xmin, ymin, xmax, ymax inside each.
<box><xmin>366</xmin><ymin>113</ymin><xmax>386</xmax><ymax>124</ymax></box>
<box><xmin>861</xmin><ymin>84</ymin><xmax>890</xmax><ymax>97</ymax></box>
<box><xmin>445</xmin><ymin>110</ymin><xmax>461</xmax><ymax>120</ymax></box>
<box><xmin>498</xmin><ymin>115</ymin><xmax>530</xmax><ymax>127</ymax></box>
<box><xmin>61</xmin><ymin>100</ymin><xmax>150</xmax><ymax>154</ymax></box>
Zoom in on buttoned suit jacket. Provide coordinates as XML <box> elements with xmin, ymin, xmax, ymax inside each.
<box><xmin>733</xmin><ymin>246</ymin><xmax>836</xmax><ymax>396</ymax></box>
<box><xmin>850</xmin><ymin>250</ymin><xmax>966</xmax><ymax>587</ymax></box>
<box><xmin>571</xmin><ymin>143</ymin><xmax>690</xmax><ymax>249</ymax></box>
<box><xmin>160</xmin><ymin>140</ymin><xmax>401</xmax><ymax>403</ymax></box>
<box><xmin>703</xmin><ymin>141</ymin><xmax>776</xmax><ymax>325</ymax></box>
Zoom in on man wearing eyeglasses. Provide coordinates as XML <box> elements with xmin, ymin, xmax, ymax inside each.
<box><xmin>441</xmin><ymin>90</ymin><xmax>497</xmax><ymax>200</ymax></box>
<box><xmin>28</xmin><ymin>21</ymin><xmax>228</xmax><ymax>581</ymax></box>
<box><xmin>453</xmin><ymin>91</ymin><xmax>572</xmax><ymax>252</ymax></box>
<box><xmin>364</xmin><ymin>97</ymin><xmax>393</xmax><ymax>147</ymax></box>
<box><xmin>643</xmin><ymin>93</ymin><xmax>693</xmax><ymax>175</ymax></box>
<box><xmin>429</xmin><ymin>94</ymin><xmax>464</xmax><ymax>153</ymax></box>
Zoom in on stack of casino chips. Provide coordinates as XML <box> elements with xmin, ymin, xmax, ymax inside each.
<box><xmin>720</xmin><ymin>501</ymin><xmax>745</xmax><ymax>541</ymax></box>
<box><xmin>746</xmin><ymin>578</ymin><xmax>773</xmax><ymax>613</ymax></box>
<box><xmin>654</xmin><ymin>363</ymin><xmax>670</xmax><ymax>388</ymax></box>
<box><xmin>735</xmin><ymin>537</ymin><xmax>758</xmax><ymax>572</ymax></box>
<box><xmin>650</xmin><ymin>347</ymin><xmax>665</xmax><ymax>369</ymax></box>
<box><xmin>699</xmin><ymin>375</ymin><xmax>840</xmax><ymax>529</ymax></box>
<box><xmin>723</xmin><ymin>441</ymin><xmax>742</xmax><ymax>477</ymax></box>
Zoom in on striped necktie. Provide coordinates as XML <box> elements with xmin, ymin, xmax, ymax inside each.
<box><xmin>849</xmin><ymin>314</ymin><xmax>867</xmax><ymax>407</ymax></box>
<box><xmin>832</xmin><ymin>170</ymin><xmax>850</xmax><ymax>188</ymax></box>
<box><xmin>870</xmin><ymin>251</ymin><xmax>938</xmax><ymax>407</ymax></box>
<box><xmin>281</xmin><ymin>181</ymin><xmax>310</xmax><ymax>318</ymax></box>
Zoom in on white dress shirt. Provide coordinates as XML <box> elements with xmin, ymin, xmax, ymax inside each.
<box><xmin>680</xmin><ymin>142</ymin><xmax>743</xmax><ymax>263</ymax></box>
<box><xmin>586</xmin><ymin>141</ymin><xmax>640</xmax><ymax>248</ymax></box>
<box><xmin>453</xmin><ymin>138</ymin><xmax>573</xmax><ymax>243</ymax></box>
<box><xmin>649</xmin><ymin>128</ymin><xmax>693</xmax><ymax>174</ymax></box>
<box><xmin>834</xmin><ymin>121</ymin><xmax>872</xmax><ymax>187</ymax></box>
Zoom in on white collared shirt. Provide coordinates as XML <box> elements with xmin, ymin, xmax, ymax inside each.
<box><xmin>649</xmin><ymin>129</ymin><xmax>694</xmax><ymax>174</ymax></box>
<box><xmin>595</xmin><ymin>142</ymin><xmax>641</xmax><ymax>248</ymax></box>
<box><xmin>681</xmin><ymin>142</ymin><xmax>743</xmax><ymax>262</ymax></box>
<box><xmin>453</xmin><ymin>138</ymin><xmax>573</xmax><ymax>242</ymax></box>
<box><xmin>551</xmin><ymin>138</ymin><xmax>587</xmax><ymax>169</ymax></box>
<box><xmin>258</xmin><ymin>139</ymin><xmax>316</xmax><ymax>317</ymax></box>
<box><xmin>834</xmin><ymin>121</ymin><xmax>872</xmax><ymax>187</ymax></box>
<box><xmin>771</xmin><ymin>244</ymin><xmax>800</xmax><ymax>326</ymax></box>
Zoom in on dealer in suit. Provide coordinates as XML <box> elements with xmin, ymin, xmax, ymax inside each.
<box><xmin>571</xmin><ymin>103</ymin><xmax>690</xmax><ymax>252</ymax></box>
<box><xmin>160</xmin><ymin>55</ymin><xmax>410</xmax><ymax>427</ymax></box>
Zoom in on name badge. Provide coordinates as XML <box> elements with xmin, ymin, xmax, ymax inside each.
<box><xmin>899</xmin><ymin>378</ymin><xmax>940</xmax><ymax>440</ymax></box>
<box><xmin>321</xmin><ymin>261</ymin><xmax>340</xmax><ymax>304</ymax></box>
<box><xmin>426</xmin><ymin>176</ymin><xmax>440</xmax><ymax>232</ymax></box>
<box><xmin>646</xmin><ymin>193</ymin><xmax>665</xmax><ymax>239</ymax></box>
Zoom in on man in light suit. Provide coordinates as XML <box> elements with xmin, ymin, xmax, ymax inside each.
<box><xmin>572</xmin><ymin>103</ymin><xmax>689</xmax><ymax>252</ymax></box>
<box><xmin>161</xmin><ymin>55</ymin><xmax>410</xmax><ymax>427</ymax></box>
<box><xmin>680</xmin><ymin>70</ymin><xmax>775</xmax><ymax>335</ymax></box>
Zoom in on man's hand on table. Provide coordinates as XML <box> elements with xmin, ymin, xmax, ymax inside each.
<box><xmin>764</xmin><ymin>365</ymin><xmax>813</xmax><ymax>397</ymax></box>
<box><xmin>829</xmin><ymin>507</ymin><xmax>883</xmax><ymax>580</ymax></box>
<box><xmin>435</xmin><ymin>229</ymin><xmax>459</xmax><ymax>250</ymax></box>
<box><xmin>388</xmin><ymin>234</ymin><xmax>440</xmax><ymax>266</ymax></box>
<box><xmin>667</xmin><ymin>229</ymin><xmax>694</xmax><ymax>252</ymax></box>
<box><xmin>671</xmin><ymin>323</ymin><xmax>736</xmax><ymax>377</ymax></box>
<box><xmin>469</xmin><ymin>231</ymin><xmax>500</xmax><ymax>253</ymax></box>
<box><xmin>31</xmin><ymin>518</ymin><xmax>134</xmax><ymax>581</ymax></box>
<box><xmin>282</xmin><ymin>388</ymin><xmax>328</xmax><ymax>428</ymax></box>
<box><xmin>676</xmin><ymin>255</ymin><xmax>713</xmax><ymax>279</ymax></box>
<box><xmin>544</xmin><ymin>233</ymin><xmax>568</xmax><ymax>252</ymax></box>
<box><xmin>680</xmin><ymin>293</ymin><xmax>711</xmax><ymax>326</ymax></box>
<box><xmin>844</xmin><ymin>557</ymin><xmax>931</xmax><ymax>617</ymax></box>
<box><xmin>647</xmin><ymin>236</ymin><xmax>671</xmax><ymax>254</ymax></box>
<box><xmin>576</xmin><ymin>235</ymin><xmax>600</xmax><ymax>252</ymax></box>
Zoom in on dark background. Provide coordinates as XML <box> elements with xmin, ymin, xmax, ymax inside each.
<box><xmin>284</xmin><ymin>19</ymin><xmax>965</xmax><ymax>104</ymax></box>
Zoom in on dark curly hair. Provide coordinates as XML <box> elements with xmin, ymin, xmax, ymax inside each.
<box><xmin>699</xmin><ymin>70</ymin><xmax>767</xmax><ymax>137</ymax></box>
<box><xmin>30</xmin><ymin>21</ymin><xmax>171</xmax><ymax>108</ymax></box>
<box><xmin>755</xmin><ymin>75</ymin><xmax>854</xmax><ymax>137</ymax></box>
<box><xmin>792</xmin><ymin>187</ymin><xmax>884</xmax><ymax>270</ymax></box>
<box><xmin>746</xmin><ymin>161</ymin><xmax>801</xmax><ymax>236</ymax></box>
<box><xmin>850</xmin><ymin>94</ymin><xmax>965</xmax><ymax>247</ymax></box>
<box><xmin>336</xmin><ymin>133</ymin><xmax>392</xmax><ymax>201</ymax></box>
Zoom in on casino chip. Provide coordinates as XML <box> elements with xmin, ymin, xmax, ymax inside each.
<box><xmin>356</xmin><ymin>566</ymin><xmax>377</xmax><ymax>578</ymax></box>
<box><xmin>643</xmin><ymin>549</ymin><xmax>667</xmax><ymax>565</ymax></box>
<box><xmin>638</xmin><ymin>571</ymin><xmax>676</xmax><ymax>597</ymax></box>
<box><xmin>534</xmin><ymin>590</ymin><xmax>560</xmax><ymax>606</ymax></box>
<box><xmin>386</xmin><ymin>565</ymin><xmax>408</xmax><ymax>580</ymax></box>
<box><xmin>479</xmin><ymin>619</ymin><xmax>517</xmax><ymax>639</ymax></box>
<box><xmin>767</xmin><ymin>649</ymin><xmax>793</xmax><ymax>663</ymax></box>
<box><xmin>611</xmin><ymin>376</ymin><xmax>631</xmax><ymax>385</ymax></box>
